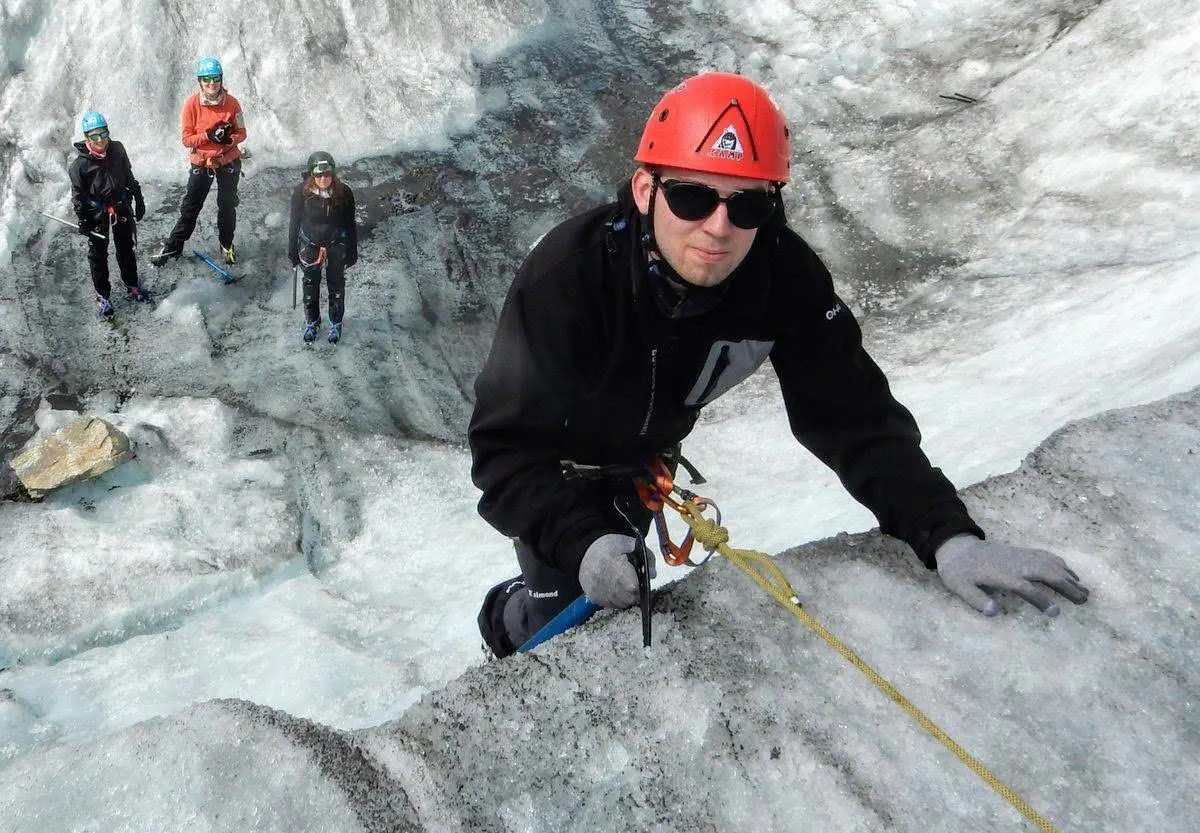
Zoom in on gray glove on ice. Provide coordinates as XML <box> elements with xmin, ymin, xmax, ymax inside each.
<box><xmin>936</xmin><ymin>534</ymin><xmax>1089</xmax><ymax>617</ymax></box>
<box><xmin>578</xmin><ymin>533</ymin><xmax>655</xmax><ymax>609</ymax></box>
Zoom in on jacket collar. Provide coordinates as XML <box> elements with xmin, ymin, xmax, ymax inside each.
<box><xmin>73</xmin><ymin>140</ymin><xmax>108</xmax><ymax>160</ymax></box>
<box><xmin>614</xmin><ymin>181</ymin><xmax>742</xmax><ymax>320</ymax></box>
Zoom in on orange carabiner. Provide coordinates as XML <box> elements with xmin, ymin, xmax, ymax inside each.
<box><xmin>635</xmin><ymin>456</ymin><xmax>718</xmax><ymax>567</ymax></box>
<box><xmin>635</xmin><ymin>457</ymin><xmax>673</xmax><ymax>511</ymax></box>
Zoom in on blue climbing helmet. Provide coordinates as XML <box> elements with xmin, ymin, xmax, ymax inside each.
<box><xmin>195</xmin><ymin>56</ymin><xmax>223</xmax><ymax>78</ymax></box>
<box><xmin>80</xmin><ymin>112</ymin><xmax>108</xmax><ymax>134</ymax></box>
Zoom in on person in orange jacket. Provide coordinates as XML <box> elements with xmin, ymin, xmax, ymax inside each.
<box><xmin>151</xmin><ymin>56</ymin><xmax>247</xmax><ymax>267</ymax></box>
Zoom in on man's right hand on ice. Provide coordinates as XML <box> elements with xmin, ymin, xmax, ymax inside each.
<box><xmin>579</xmin><ymin>533</ymin><xmax>647</xmax><ymax>609</ymax></box>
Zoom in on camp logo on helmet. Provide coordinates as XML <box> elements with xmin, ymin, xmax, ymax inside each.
<box><xmin>709</xmin><ymin>124</ymin><xmax>745</xmax><ymax>161</ymax></box>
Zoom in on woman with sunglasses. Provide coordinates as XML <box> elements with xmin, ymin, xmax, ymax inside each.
<box><xmin>68</xmin><ymin>112</ymin><xmax>150</xmax><ymax>318</ymax></box>
<box><xmin>470</xmin><ymin>72</ymin><xmax>1088</xmax><ymax>659</ymax></box>
<box><xmin>151</xmin><ymin>57</ymin><xmax>247</xmax><ymax>268</ymax></box>
<box><xmin>287</xmin><ymin>151</ymin><xmax>358</xmax><ymax>344</ymax></box>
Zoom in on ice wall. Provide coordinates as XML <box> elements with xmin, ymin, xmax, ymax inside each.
<box><xmin>2</xmin><ymin>387</ymin><xmax>1196</xmax><ymax>832</ymax></box>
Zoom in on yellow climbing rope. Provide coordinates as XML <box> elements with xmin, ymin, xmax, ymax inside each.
<box><xmin>679</xmin><ymin>503</ymin><xmax>1061</xmax><ymax>833</ymax></box>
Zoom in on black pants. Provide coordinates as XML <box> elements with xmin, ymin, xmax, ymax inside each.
<box><xmin>88</xmin><ymin>213</ymin><xmax>138</xmax><ymax>298</ymax></box>
<box><xmin>302</xmin><ymin>245</ymin><xmax>346</xmax><ymax>325</ymax></box>
<box><xmin>481</xmin><ymin>484</ymin><xmax>652</xmax><ymax>657</ymax></box>
<box><xmin>166</xmin><ymin>159</ymin><xmax>241</xmax><ymax>250</ymax></box>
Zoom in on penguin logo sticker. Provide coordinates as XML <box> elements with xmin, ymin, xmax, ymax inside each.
<box><xmin>710</xmin><ymin>124</ymin><xmax>745</xmax><ymax>161</ymax></box>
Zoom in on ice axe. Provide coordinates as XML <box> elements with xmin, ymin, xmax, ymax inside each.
<box><xmin>516</xmin><ymin>539</ymin><xmax>652</xmax><ymax>655</ymax></box>
<box><xmin>40</xmin><ymin>211</ymin><xmax>106</xmax><ymax>241</ymax></box>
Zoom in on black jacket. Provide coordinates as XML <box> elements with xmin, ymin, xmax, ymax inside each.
<box><xmin>469</xmin><ymin>183</ymin><xmax>983</xmax><ymax>576</ymax></box>
<box><xmin>288</xmin><ymin>183</ymin><xmax>358</xmax><ymax>266</ymax></box>
<box><xmin>68</xmin><ymin>140</ymin><xmax>141</xmax><ymax>223</ymax></box>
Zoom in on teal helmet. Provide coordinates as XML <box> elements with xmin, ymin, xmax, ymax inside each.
<box><xmin>81</xmin><ymin>112</ymin><xmax>108</xmax><ymax>134</ymax></box>
<box><xmin>195</xmin><ymin>56</ymin><xmax>223</xmax><ymax>78</ymax></box>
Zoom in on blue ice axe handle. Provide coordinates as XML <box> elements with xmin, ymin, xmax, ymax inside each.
<box><xmin>516</xmin><ymin>539</ymin><xmax>653</xmax><ymax>653</ymax></box>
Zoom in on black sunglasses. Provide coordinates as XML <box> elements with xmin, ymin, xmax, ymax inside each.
<box><xmin>86</xmin><ymin>130</ymin><xmax>110</xmax><ymax>141</ymax></box>
<box><xmin>658</xmin><ymin>178</ymin><xmax>776</xmax><ymax>229</ymax></box>
<box><xmin>199</xmin><ymin>75</ymin><xmax>223</xmax><ymax>84</ymax></box>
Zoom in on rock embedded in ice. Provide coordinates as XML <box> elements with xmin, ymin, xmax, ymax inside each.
<box><xmin>11</xmin><ymin>417</ymin><xmax>134</xmax><ymax>498</ymax></box>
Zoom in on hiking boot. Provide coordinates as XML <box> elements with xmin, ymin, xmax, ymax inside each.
<box><xmin>303</xmin><ymin>319</ymin><xmax>321</xmax><ymax>343</ymax></box>
<box><xmin>127</xmin><ymin>285</ymin><xmax>151</xmax><ymax>303</ymax></box>
<box><xmin>328</xmin><ymin>322</ymin><xmax>341</xmax><ymax>344</ymax></box>
<box><xmin>149</xmin><ymin>243</ymin><xmax>181</xmax><ymax>267</ymax></box>
<box><xmin>95</xmin><ymin>295</ymin><xmax>114</xmax><ymax>319</ymax></box>
<box><xmin>222</xmin><ymin>244</ymin><xmax>237</xmax><ymax>265</ymax></box>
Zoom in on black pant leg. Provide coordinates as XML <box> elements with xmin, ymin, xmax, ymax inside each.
<box><xmin>112</xmin><ymin>217</ymin><xmax>138</xmax><ymax>288</ymax></box>
<box><xmin>500</xmin><ymin>484</ymin><xmax>653</xmax><ymax>650</ymax></box>
<box><xmin>481</xmin><ymin>478</ymin><xmax>655</xmax><ymax>657</ymax></box>
<box><xmin>301</xmin><ymin>265</ymin><xmax>323</xmax><ymax>323</ymax></box>
<box><xmin>167</xmin><ymin>167</ymin><xmax>214</xmax><ymax>249</ymax></box>
<box><xmin>214</xmin><ymin>160</ymin><xmax>241</xmax><ymax>248</ymax></box>
<box><xmin>325</xmin><ymin>249</ymin><xmax>346</xmax><ymax>324</ymax></box>
<box><xmin>86</xmin><ymin>217</ymin><xmax>112</xmax><ymax>298</ymax></box>
<box><xmin>500</xmin><ymin>538</ymin><xmax>587</xmax><ymax>649</ymax></box>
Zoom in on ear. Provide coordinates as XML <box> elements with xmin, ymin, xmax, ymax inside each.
<box><xmin>631</xmin><ymin>168</ymin><xmax>655</xmax><ymax>216</ymax></box>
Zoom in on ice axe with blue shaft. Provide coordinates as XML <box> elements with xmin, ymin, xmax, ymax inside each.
<box><xmin>518</xmin><ymin>537</ymin><xmax>653</xmax><ymax>653</ymax></box>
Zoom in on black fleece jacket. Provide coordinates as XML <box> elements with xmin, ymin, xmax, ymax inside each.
<box><xmin>68</xmin><ymin>140</ymin><xmax>142</xmax><ymax>223</ymax></box>
<box><xmin>469</xmin><ymin>183</ymin><xmax>983</xmax><ymax>577</ymax></box>
<box><xmin>288</xmin><ymin>183</ymin><xmax>358</xmax><ymax>266</ymax></box>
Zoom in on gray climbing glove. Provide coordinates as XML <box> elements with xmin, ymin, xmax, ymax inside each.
<box><xmin>578</xmin><ymin>533</ymin><xmax>655</xmax><ymax>609</ymax></box>
<box><xmin>936</xmin><ymin>534</ymin><xmax>1090</xmax><ymax>617</ymax></box>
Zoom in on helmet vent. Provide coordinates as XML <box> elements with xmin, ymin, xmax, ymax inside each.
<box><xmin>658</xmin><ymin>109</ymin><xmax>669</xmax><ymax>122</ymax></box>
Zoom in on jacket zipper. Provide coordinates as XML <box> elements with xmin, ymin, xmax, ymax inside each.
<box><xmin>639</xmin><ymin>347</ymin><xmax>658</xmax><ymax>437</ymax></box>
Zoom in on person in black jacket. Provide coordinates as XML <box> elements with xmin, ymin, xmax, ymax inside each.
<box><xmin>470</xmin><ymin>72</ymin><xmax>1089</xmax><ymax>659</ymax></box>
<box><xmin>69</xmin><ymin>112</ymin><xmax>150</xmax><ymax>318</ymax></box>
<box><xmin>288</xmin><ymin>151</ymin><xmax>358</xmax><ymax>344</ymax></box>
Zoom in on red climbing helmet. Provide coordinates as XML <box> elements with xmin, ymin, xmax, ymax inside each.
<box><xmin>634</xmin><ymin>72</ymin><xmax>791</xmax><ymax>183</ymax></box>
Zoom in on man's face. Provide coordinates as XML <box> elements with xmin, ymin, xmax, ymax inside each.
<box><xmin>632</xmin><ymin>166</ymin><xmax>771</xmax><ymax>288</ymax></box>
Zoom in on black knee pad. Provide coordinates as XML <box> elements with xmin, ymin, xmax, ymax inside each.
<box><xmin>477</xmin><ymin>576</ymin><xmax>526</xmax><ymax>659</ymax></box>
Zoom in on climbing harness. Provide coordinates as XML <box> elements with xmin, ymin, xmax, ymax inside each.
<box><xmin>634</xmin><ymin>456</ymin><xmax>719</xmax><ymax>567</ymax></box>
<box><xmin>298</xmin><ymin>243</ymin><xmax>327</xmax><ymax>268</ymax></box>
<box><xmin>630</xmin><ymin>454</ymin><xmax>1062</xmax><ymax>833</ymax></box>
<box><xmin>298</xmin><ymin>226</ymin><xmax>345</xmax><ymax>268</ymax></box>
